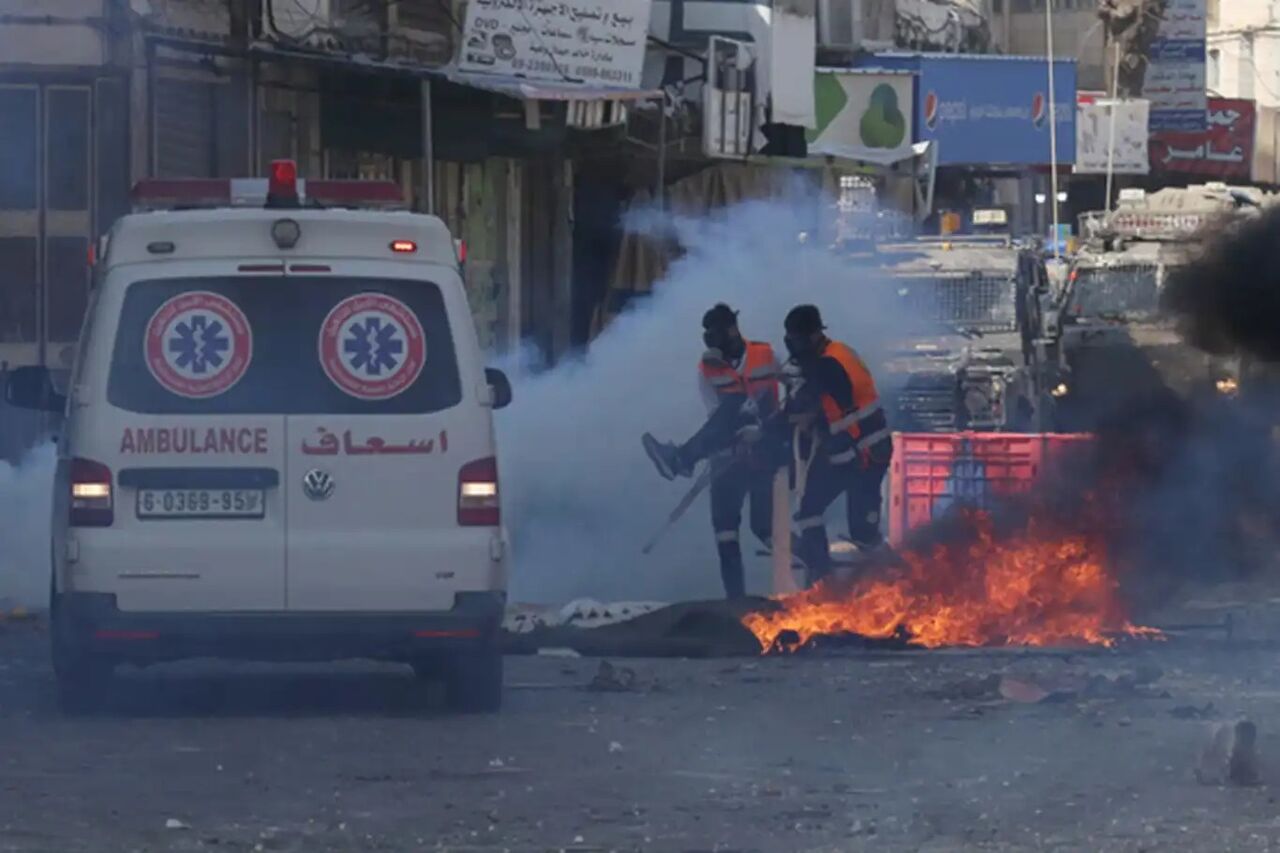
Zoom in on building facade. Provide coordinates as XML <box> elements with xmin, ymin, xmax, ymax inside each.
<box><xmin>0</xmin><ymin>0</ymin><xmax>666</xmax><ymax>375</ymax></box>
<box><xmin>1207</xmin><ymin>0</ymin><xmax>1280</xmax><ymax>106</ymax></box>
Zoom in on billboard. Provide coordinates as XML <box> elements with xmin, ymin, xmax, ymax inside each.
<box><xmin>458</xmin><ymin>0</ymin><xmax>652</xmax><ymax>89</ymax></box>
<box><xmin>860</xmin><ymin>53</ymin><xmax>1076</xmax><ymax>166</ymax></box>
<box><xmin>1075</xmin><ymin>94</ymin><xmax>1150</xmax><ymax>175</ymax></box>
<box><xmin>1143</xmin><ymin>0</ymin><xmax>1207</xmax><ymax>131</ymax></box>
<box><xmin>807</xmin><ymin>70</ymin><xmax>916</xmax><ymax>165</ymax></box>
<box><xmin>1149</xmin><ymin>97</ymin><xmax>1255</xmax><ymax>179</ymax></box>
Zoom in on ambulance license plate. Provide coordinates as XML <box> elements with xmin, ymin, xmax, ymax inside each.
<box><xmin>137</xmin><ymin>489</ymin><xmax>265</xmax><ymax>519</ymax></box>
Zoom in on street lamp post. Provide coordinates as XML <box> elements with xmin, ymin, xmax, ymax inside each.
<box><xmin>1045</xmin><ymin>0</ymin><xmax>1060</xmax><ymax>259</ymax></box>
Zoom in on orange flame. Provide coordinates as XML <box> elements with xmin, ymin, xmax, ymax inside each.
<box><xmin>742</xmin><ymin>510</ymin><xmax>1159</xmax><ymax>652</ymax></box>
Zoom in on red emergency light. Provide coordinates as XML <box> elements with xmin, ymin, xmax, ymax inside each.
<box><xmin>267</xmin><ymin>159</ymin><xmax>300</xmax><ymax>208</ymax></box>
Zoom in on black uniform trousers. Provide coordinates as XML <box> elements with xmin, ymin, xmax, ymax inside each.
<box><xmin>794</xmin><ymin>442</ymin><xmax>892</xmax><ymax>587</ymax></box>
<box><xmin>709</xmin><ymin>456</ymin><xmax>774</xmax><ymax>599</ymax></box>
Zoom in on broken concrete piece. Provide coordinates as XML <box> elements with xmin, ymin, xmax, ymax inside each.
<box><xmin>1196</xmin><ymin>720</ymin><xmax>1261</xmax><ymax>787</ymax></box>
<box><xmin>587</xmin><ymin>661</ymin><xmax>639</xmax><ymax>693</ymax></box>
<box><xmin>999</xmin><ymin>677</ymin><xmax>1052</xmax><ymax>704</ymax></box>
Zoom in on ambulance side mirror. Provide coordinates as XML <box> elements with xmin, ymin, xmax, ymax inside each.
<box><xmin>4</xmin><ymin>366</ymin><xmax>66</xmax><ymax>412</ymax></box>
<box><xmin>484</xmin><ymin>367</ymin><xmax>512</xmax><ymax>410</ymax></box>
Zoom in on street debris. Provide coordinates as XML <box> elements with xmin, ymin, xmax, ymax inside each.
<box><xmin>1196</xmin><ymin>720</ymin><xmax>1261</xmax><ymax>787</ymax></box>
<box><xmin>929</xmin><ymin>674</ymin><xmax>1002</xmax><ymax>702</ymax></box>
<box><xmin>999</xmin><ymin>677</ymin><xmax>1055</xmax><ymax>704</ymax></box>
<box><xmin>927</xmin><ymin>666</ymin><xmax>1171</xmax><ymax>709</ymax></box>
<box><xmin>587</xmin><ymin>661</ymin><xmax>639</xmax><ymax>693</ymax></box>
<box><xmin>503</xmin><ymin>599</ymin><xmax>767</xmax><ymax>658</ymax></box>
<box><xmin>504</xmin><ymin>600</ymin><xmax>667</xmax><ymax>634</ymax></box>
<box><xmin>1170</xmin><ymin>702</ymin><xmax>1216</xmax><ymax>720</ymax></box>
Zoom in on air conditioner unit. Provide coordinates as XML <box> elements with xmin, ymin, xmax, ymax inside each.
<box><xmin>704</xmin><ymin>37</ymin><xmax>756</xmax><ymax>159</ymax></box>
<box><xmin>264</xmin><ymin>0</ymin><xmax>333</xmax><ymax>42</ymax></box>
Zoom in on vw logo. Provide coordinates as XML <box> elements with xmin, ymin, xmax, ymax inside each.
<box><xmin>302</xmin><ymin>469</ymin><xmax>335</xmax><ymax>501</ymax></box>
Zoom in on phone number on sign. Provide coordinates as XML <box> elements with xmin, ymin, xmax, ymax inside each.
<box><xmin>509</xmin><ymin>58</ymin><xmax>635</xmax><ymax>85</ymax></box>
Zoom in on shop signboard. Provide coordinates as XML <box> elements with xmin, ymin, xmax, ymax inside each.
<box><xmin>1149</xmin><ymin>97</ymin><xmax>1254</xmax><ymax>179</ymax></box>
<box><xmin>1143</xmin><ymin>0</ymin><xmax>1207</xmax><ymax>132</ymax></box>
<box><xmin>859</xmin><ymin>53</ymin><xmax>1076</xmax><ymax>166</ymax></box>
<box><xmin>1075</xmin><ymin>94</ymin><xmax>1150</xmax><ymax>175</ymax></box>
<box><xmin>458</xmin><ymin>0</ymin><xmax>652</xmax><ymax>89</ymax></box>
<box><xmin>807</xmin><ymin>69</ymin><xmax>916</xmax><ymax>165</ymax></box>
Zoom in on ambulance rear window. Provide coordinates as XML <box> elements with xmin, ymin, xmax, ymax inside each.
<box><xmin>107</xmin><ymin>276</ymin><xmax>462</xmax><ymax>414</ymax></box>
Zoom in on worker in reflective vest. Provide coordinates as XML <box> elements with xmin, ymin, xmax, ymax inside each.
<box><xmin>782</xmin><ymin>304</ymin><xmax>892</xmax><ymax>586</ymax></box>
<box><xmin>644</xmin><ymin>303</ymin><xmax>781</xmax><ymax>598</ymax></box>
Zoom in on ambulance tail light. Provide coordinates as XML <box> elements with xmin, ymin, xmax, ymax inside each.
<box><xmin>458</xmin><ymin>457</ymin><xmax>500</xmax><ymax>526</ymax></box>
<box><xmin>70</xmin><ymin>458</ymin><xmax>113</xmax><ymax>527</ymax></box>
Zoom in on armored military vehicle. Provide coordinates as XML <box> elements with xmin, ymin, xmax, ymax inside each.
<box><xmin>1058</xmin><ymin>183</ymin><xmax>1269</xmax><ymax>430</ymax></box>
<box><xmin>864</xmin><ymin>222</ymin><xmax>1063</xmax><ymax>433</ymax></box>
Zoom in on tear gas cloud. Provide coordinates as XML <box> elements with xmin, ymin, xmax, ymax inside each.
<box><xmin>497</xmin><ymin>188</ymin><xmax>923</xmax><ymax>604</ymax></box>
<box><xmin>0</xmin><ymin>442</ymin><xmax>54</xmax><ymax>609</ymax></box>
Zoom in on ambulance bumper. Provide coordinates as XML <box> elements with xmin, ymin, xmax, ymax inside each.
<box><xmin>58</xmin><ymin>592</ymin><xmax>505</xmax><ymax>664</ymax></box>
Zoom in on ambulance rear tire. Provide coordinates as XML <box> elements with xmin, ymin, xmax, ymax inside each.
<box><xmin>444</xmin><ymin>651</ymin><xmax>503</xmax><ymax>713</ymax></box>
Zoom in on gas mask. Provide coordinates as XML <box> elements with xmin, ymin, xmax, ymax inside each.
<box><xmin>785</xmin><ymin>332</ymin><xmax>821</xmax><ymax>365</ymax></box>
<box><xmin>703</xmin><ymin>327</ymin><xmax>745</xmax><ymax>362</ymax></box>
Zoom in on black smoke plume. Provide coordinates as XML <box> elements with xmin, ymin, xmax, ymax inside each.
<box><xmin>1162</xmin><ymin>206</ymin><xmax>1280</xmax><ymax>361</ymax></box>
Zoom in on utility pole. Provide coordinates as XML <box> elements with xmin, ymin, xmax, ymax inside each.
<box><xmin>1045</xmin><ymin>0</ymin><xmax>1061</xmax><ymax>260</ymax></box>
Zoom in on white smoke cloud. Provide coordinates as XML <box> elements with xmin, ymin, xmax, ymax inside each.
<box><xmin>497</xmin><ymin>192</ymin><xmax>916</xmax><ymax>604</ymax></box>
<box><xmin>0</xmin><ymin>442</ymin><xmax>55</xmax><ymax>609</ymax></box>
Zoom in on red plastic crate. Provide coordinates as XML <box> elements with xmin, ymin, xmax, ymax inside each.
<box><xmin>887</xmin><ymin>432</ymin><xmax>1095</xmax><ymax>546</ymax></box>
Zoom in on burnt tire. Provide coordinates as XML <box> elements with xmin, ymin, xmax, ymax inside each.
<box><xmin>444</xmin><ymin>651</ymin><xmax>503</xmax><ymax>714</ymax></box>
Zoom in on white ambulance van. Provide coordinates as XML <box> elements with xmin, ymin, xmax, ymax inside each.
<box><xmin>5</xmin><ymin>161</ymin><xmax>511</xmax><ymax>713</ymax></box>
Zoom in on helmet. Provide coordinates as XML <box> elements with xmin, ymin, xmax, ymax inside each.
<box><xmin>702</xmin><ymin>303</ymin><xmax>739</xmax><ymax>332</ymax></box>
<box><xmin>784</xmin><ymin>304</ymin><xmax>825</xmax><ymax>337</ymax></box>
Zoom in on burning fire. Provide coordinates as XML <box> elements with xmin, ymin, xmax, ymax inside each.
<box><xmin>743</xmin><ymin>510</ymin><xmax>1158</xmax><ymax>652</ymax></box>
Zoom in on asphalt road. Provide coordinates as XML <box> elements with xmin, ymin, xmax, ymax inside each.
<box><xmin>2</xmin><ymin>619</ymin><xmax>1280</xmax><ymax>852</ymax></box>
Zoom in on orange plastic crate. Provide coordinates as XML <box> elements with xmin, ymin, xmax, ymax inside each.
<box><xmin>887</xmin><ymin>432</ymin><xmax>1094</xmax><ymax>546</ymax></box>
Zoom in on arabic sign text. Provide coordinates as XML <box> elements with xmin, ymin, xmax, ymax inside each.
<box><xmin>1144</xmin><ymin>0</ymin><xmax>1206</xmax><ymax>131</ymax></box>
<box><xmin>301</xmin><ymin>428</ymin><xmax>450</xmax><ymax>457</ymax></box>
<box><xmin>1149</xmin><ymin>97</ymin><xmax>1254</xmax><ymax>179</ymax></box>
<box><xmin>458</xmin><ymin>0</ymin><xmax>652</xmax><ymax>89</ymax></box>
<box><xmin>1075</xmin><ymin>98</ymin><xmax>1150</xmax><ymax>175</ymax></box>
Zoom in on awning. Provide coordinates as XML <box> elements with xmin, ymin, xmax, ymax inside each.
<box><xmin>442</xmin><ymin>68</ymin><xmax>662</xmax><ymax>102</ymax></box>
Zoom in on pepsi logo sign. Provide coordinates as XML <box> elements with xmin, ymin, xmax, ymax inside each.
<box><xmin>924</xmin><ymin>91</ymin><xmax>939</xmax><ymax>130</ymax></box>
<box><xmin>1032</xmin><ymin>93</ymin><xmax>1046</xmax><ymax>128</ymax></box>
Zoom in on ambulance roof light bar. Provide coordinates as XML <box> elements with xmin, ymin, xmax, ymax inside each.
<box><xmin>130</xmin><ymin>162</ymin><xmax>406</xmax><ymax>212</ymax></box>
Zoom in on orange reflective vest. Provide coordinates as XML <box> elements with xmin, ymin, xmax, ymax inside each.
<box><xmin>819</xmin><ymin>340</ymin><xmax>889</xmax><ymax>464</ymax></box>
<box><xmin>698</xmin><ymin>341</ymin><xmax>780</xmax><ymax>411</ymax></box>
